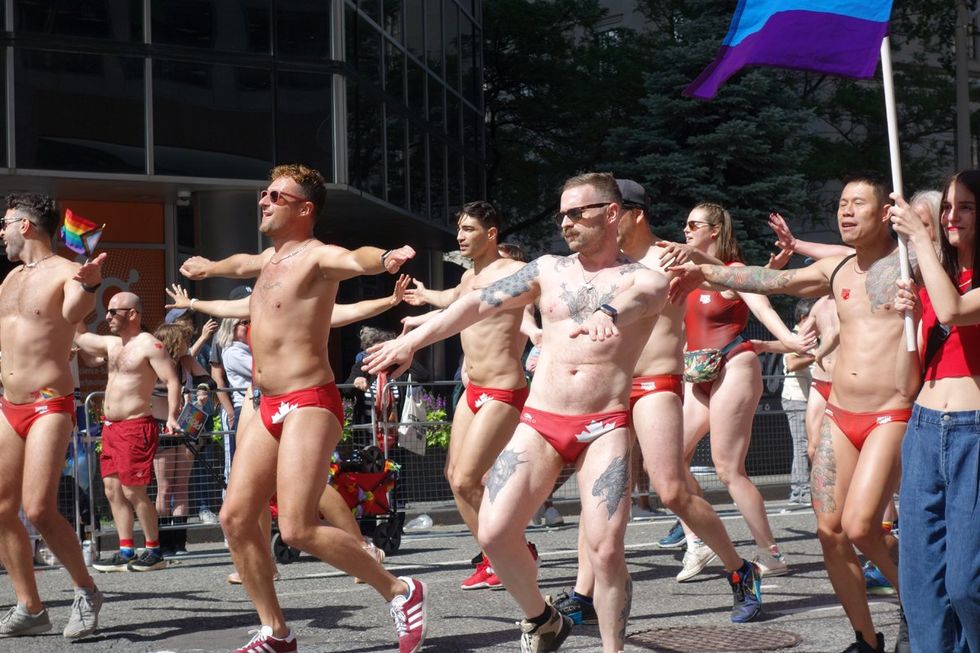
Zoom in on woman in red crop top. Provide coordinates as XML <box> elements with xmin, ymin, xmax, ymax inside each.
<box><xmin>890</xmin><ymin>170</ymin><xmax>980</xmax><ymax>652</ymax></box>
<box><xmin>674</xmin><ymin>203</ymin><xmax>814</xmax><ymax>580</ymax></box>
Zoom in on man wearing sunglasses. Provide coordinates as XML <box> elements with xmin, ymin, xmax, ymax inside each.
<box><xmin>0</xmin><ymin>193</ymin><xmax>107</xmax><ymax>639</ymax></box>
<box><xmin>178</xmin><ymin>164</ymin><xmax>424</xmax><ymax>653</ymax></box>
<box><xmin>551</xmin><ymin>179</ymin><xmax>765</xmax><ymax>628</ymax></box>
<box><xmin>364</xmin><ymin>172</ymin><xmax>671</xmax><ymax>653</ymax></box>
<box><xmin>74</xmin><ymin>292</ymin><xmax>181</xmax><ymax>574</ymax></box>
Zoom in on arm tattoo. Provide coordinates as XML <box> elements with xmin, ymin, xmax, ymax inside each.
<box><xmin>865</xmin><ymin>252</ymin><xmax>901</xmax><ymax>312</ymax></box>
<box><xmin>810</xmin><ymin>418</ymin><xmax>838</xmax><ymax>513</ymax></box>
<box><xmin>485</xmin><ymin>448</ymin><xmax>526</xmax><ymax>503</ymax></box>
<box><xmin>480</xmin><ymin>259</ymin><xmax>539</xmax><ymax>307</ymax></box>
<box><xmin>617</xmin><ymin>576</ymin><xmax>633</xmax><ymax>643</ymax></box>
<box><xmin>592</xmin><ymin>454</ymin><xmax>630</xmax><ymax>520</ymax></box>
<box><xmin>559</xmin><ymin>283</ymin><xmax>617</xmax><ymax>324</ymax></box>
<box><xmin>704</xmin><ymin>265</ymin><xmax>796</xmax><ymax>294</ymax></box>
<box><xmin>616</xmin><ymin>256</ymin><xmax>645</xmax><ymax>275</ymax></box>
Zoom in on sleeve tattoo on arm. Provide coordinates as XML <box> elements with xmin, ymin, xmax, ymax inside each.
<box><xmin>706</xmin><ymin>266</ymin><xmax>797</xmax><ymax>293</ymax></box>
<box><xmin>486</xmin><ymin>448</ymin><xmax>526</xmax><ymax>503</ymax></box>
<box><xmin>480</xmin><ymin>259</ymin><xmax>540</xmax><ymax>307</ymax></box>
<box><xmin>592</xmin><ymin>454</ymin><xmax>630</xmax><ymax>519</ymax></box>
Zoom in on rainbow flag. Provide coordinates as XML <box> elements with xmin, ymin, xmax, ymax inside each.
<box><xmin>685</xmin><ymin>0</ymin><xmax>894</xmax><ymax>100</ymax></box>
<box><xmin>60</xmin><ymin>209</ymin><xmax>104</xmax><ymax>256</ymax></box>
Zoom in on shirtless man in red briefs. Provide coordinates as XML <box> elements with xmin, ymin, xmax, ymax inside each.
<box><xmin>671</xmin><ymin>173</ymin><xmax>913</xmax><ymax>653</ymax></box>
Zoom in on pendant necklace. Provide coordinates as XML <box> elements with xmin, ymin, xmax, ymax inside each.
<box><xmin>271</xmin><ymin>239</ymin><xmax>313</xmax><ymax>265</ymax></box>
<box><xmin>21</xmin><ymin>253</ymin><xmax>55</xmax><ymax>270</ymax></box>
<box><xmin>581</xmin><ymin>266</ymin><xmax>602</xmax><ymax>291</ymax></box>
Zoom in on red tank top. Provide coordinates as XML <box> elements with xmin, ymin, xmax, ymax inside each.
<box><xmin>920</xmin><ymin>270</ymin><xmax>980</xmax><ymax>380</ymax></box>
<box><xmin>685</xmin><ymin>276</ymin><xmax>749</xmax><ymax>351</ymax></box>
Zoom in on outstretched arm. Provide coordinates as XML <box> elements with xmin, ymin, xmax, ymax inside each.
<box><xmin>363</xmin><ymin>259</ymin><xmax>542</xmax><ymax>376</ymax></box>
<box><xmin>166</xmin><ymin>284</ymin><xmax>251</xmax><ymax>319</ymax></box>
<box><xmin>741</xmin><ymin>292</ymin><xmax>816</xmax><ymax>354</ymax></box>
<box><xmin>331</xmin><ymin>274</ymin><xmax>410</xmax><ymax>327</ymax></box>
<box><xmin>403</xmin><ymin>278</ymin><xmax>459</xmax><ymax>308</ymax></box>
<box><xmin>318</xmin><ymin>244</ymin><xmax>416</xmax><ymax>281</ymax></box>
<box><xmin>672</xmin><ymin>260</ymin><xmax>832</xmax><ymax>298</ymax></box>
<box><xmin>181</xmin><ymin>251</ymin><xmax>269</xmax><ymax>280</ymax></box>
<box><xmin>769</xmin><ymin>212</ymin><xmax>853</xmax><ymax>260</ymax></box>
<box><xmin>73</xmin><ymin>323</ymin><xmax>110</xmax><ymax>359</ymax></box>
<box><xmin>570</xmin><ymin>269</ymin><xmax>669</xmax><ymax>341</ymax></box>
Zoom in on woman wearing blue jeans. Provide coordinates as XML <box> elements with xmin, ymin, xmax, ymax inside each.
<box><xmin>892</xmin><ymin>170</ymin><xmax>980</xmax><ymax>652</ymax></box>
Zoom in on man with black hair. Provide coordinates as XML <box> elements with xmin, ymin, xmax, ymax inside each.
<box><xmin>0</xmin><ymin>192</ymin><xmax>107</xmax><ymax>639</ymax></box>
<box><xmin>403</xmin><ymin>200</ymin><xmax>537</xmax><ymax>590</ymax></box>
<box><xmin>670</xmin><ymin>174</ymin><xmax>913</xmax><ymax>653</ymax></box>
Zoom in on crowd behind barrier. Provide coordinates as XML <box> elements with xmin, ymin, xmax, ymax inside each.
<box><xmin>51</xmin><ymin>375</ymin><xmax>807</xmax><ymax>556</ymax></box>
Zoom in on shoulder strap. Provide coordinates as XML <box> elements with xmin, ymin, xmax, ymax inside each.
<box><xmin>922</xmin><ymin>323</ymin><xmax>952</xmax><ymax>374</ymax></box>
<box><xmin>828</xmin><ymin>254</ymin><xmax>857</xmax><ymax>295</ymax></box>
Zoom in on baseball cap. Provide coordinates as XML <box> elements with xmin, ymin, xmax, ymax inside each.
<box><xmin>165</xmin><ymin>307</ymin><xmax>189</xmax><ymax>324</ymax></box>
<box><xmin>616</xmin><ymin>179</ymin><xmax>650</xmax><ymax>213</ymax></box>
<box><xmin>229</xmin><ymin>285</ymin><xmax>253</xmax><ymax>301</ymax></box>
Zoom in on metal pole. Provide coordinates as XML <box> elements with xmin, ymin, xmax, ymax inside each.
<box><xmin>956</xmin><ymin>0</ymin><xmax>973</xmax><ymax>170</ymax></box>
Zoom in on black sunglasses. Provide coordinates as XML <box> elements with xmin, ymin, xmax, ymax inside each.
<box><xmin>553</xmin><ymin>202</ymin><xmax>611</xmax><ymax>226</ymax></box>
<box><xmin>260</xmin><ymin>189</ymin><xmax>308</xmax><ymax>205</ymax></box>
<box><xmin>106</xmin><ymin>308</ymin><xmax>138</xmax><ymax>317</ymax></box>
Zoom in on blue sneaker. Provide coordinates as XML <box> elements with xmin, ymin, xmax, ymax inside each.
<box><xmin>727</xmin><ymin>560</ymin><xmax>762</xmax><ymax>623</ymax></box>
<box><xmin>656</xmin><ymin>519</ymin><xmax>685</xmax><ymax>549</ymax></box>
<box><xmin>550</xmin><ymin>591</ymin><xmax>598</xmax><ymax>625</ymax></box>
<box><xmin>863</xmin><ymin>561</ymin><xmax>895</xmax><ymax>596</ymax></box>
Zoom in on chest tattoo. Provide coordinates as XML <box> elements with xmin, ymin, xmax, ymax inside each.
<box><xmin>559</xmin><ymin>282</ymin><xmax>616</xmax><ymax>324</ymax></box>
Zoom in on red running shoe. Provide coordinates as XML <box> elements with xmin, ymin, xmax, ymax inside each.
<box><xmin>390</xmin><ymin>576</ymin><xmax>427</xmax><ymax>653</ymax></box>
<box><xmin>233</xmin><ymin>626</ymin><xmax>297</xmax><ymax>653</ymax></box>
<box><xmin>461</xmin><ymin>555</ymin><xmax>497</xmax><ymax>590</ymax></box>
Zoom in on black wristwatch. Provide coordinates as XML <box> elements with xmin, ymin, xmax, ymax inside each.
<box><xmin>81</xmin><ymin>281</ymin><xmax>101</xmax><ymax>293</ymax></box>
<box><xmin>381</xmin><ymin>249</ymin><xmax>393</xmax><ymax>266</ymax></box>
<box><xmin>595</xmin><ymin>303</ymin><xmax>618</xmax><ymax>323</ymax></box>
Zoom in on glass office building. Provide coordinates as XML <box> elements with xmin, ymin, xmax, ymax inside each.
<box><xmin>0</xmin><ymin>0</ymin><xmax>483</xmax><ymax>379</ymax></box>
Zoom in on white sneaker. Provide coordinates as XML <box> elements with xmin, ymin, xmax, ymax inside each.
<box><xmin>543</xmin><ymin>506</ymin><xmax>565</xmax><ymax>527</ymax></box>
<box><xmin>676</xmin><ymin>541</ymin><xmax>718</xmax><ymax>582</ymax></box>
<box><xmin>752</xmin><ymin>545</ymin><xmax>789</xmax><ymax>577</ymax></box>
<box><xmin>198</xmin><ymin>509</ymin><xmax>219</xmax><ymax>524</ymax></box>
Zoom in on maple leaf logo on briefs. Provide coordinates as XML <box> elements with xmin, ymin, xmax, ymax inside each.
<box><xmin>272</xmin><ymin>401</ymin><xmax>299</xmax><ymax>424</ymax></box>
<box><xmin>575</xmin><ymin>420</ymin><xmax>618</xmax><ymax>443</ymax></box>
<box><xmin>474</xmin><ymin>393</ymin><xmax>493</xmax><ymax>408</ymax></box>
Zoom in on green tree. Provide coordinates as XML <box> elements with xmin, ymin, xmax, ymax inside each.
<box><xmin>482</xmin><ymin>0</ymin><xmax>647</xmax><ymax>250</ymax></box>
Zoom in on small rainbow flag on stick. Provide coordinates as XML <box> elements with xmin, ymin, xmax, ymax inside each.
<box><xmin>61</xmin><ymin>209</ymin><xmax>105</xmax><ymax>256</ymax></box>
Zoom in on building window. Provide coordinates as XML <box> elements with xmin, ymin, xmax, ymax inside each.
<box><xmin>426</xmin><ymin>0</ymin><xmax>443</xmax><ymax>76</ymax></box>
<box><xmin>275</xmin><ymin>70</ymin><xmax>334</xmax><ymax>181</ymax></box>
<box><xmin>347</xmin><ymin>79</ymin><xmax>385</xmax><ymax>198</ymax></box>
<box><xmin>387</xmin><ymin>115</ymin><xmax>407</xmax><ymax>207</ymax></box>
<box><xmin>14</xmin><ymin>0</ymin><xmax>143</xmax><ymax>42</ymax></box>
<box><xmin>15</xmin><ymin>49</ymin><xmax>144</xmax><ymax>173</ymax></box>
<box><xmin>153</xmin><ymin>60</ymin><xmax>273</xmax><ymax>178</ymax></box>
<box><xmin>152</xmin><ymin>0</ymin><xmax>270</xmax><ymax>54</ymax></box>
<box><xmin>276</xmin><ymin>1</ymin><xmax>331</xmax><ymax>59</ymax></box>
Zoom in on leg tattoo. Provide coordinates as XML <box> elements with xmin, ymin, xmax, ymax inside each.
<box><xmin>485</xmin><ymin>448</ymin><xmax>525</xmax><ymax>503</ymax></box>
<box><xmin>810</xmin><ymin>418</ymin><xmax>837</xmax><ymax>513</ymax></box>
<box><xmin>618</xmin><ymin>576</ymin><xmax>633</xmax><ymax>642</ymax></box>
<box><xmin>592</xmin><ymin>454</ymin><xmax>629</xmax><ymax>520</ymax></box>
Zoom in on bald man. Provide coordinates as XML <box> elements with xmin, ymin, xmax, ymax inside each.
<box><xmin>75</xmin><ymin>291</ymin><xmax>182</xmax><ymax>573</ymax></box>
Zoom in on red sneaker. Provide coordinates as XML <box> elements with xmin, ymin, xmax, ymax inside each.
<box><xmin>461</xmin><ymin>556</ymin><xmax>496</xmax><ymax>590</ymax></box>
<box><xmin>390</xmin><ymin>576</ymin><xmax>427</xmax><ymax>653</ymax></box>
<box><xmin>233</xmin><ymin>626</ymin><xmax>297</xmax><ymax>653</ymax></box>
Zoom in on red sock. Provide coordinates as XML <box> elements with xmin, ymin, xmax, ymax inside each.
<box><xmin>119</xmin><ymin>538</ymin><xmax>135</xmax><ymax>549</ymax></box>
<box><xmin>144</xmin><ymin>540</ymin><xmax>160</xmax><ymax>549</ymax></box>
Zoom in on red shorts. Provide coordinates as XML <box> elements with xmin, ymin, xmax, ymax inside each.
<box><xmin>520</xmin><ymin>406</ymin><xmax>630</xmax><ymax>464</ymax></box>
<box><xmin>695</xmin><ymin>341</ymin><xmax>756</xmax><ymax>394</ymax></box>
<box><xmin>629</xmin><ymin>374</ymin><xmax>684</xmax><ymax>409</ymax></box>
<box><xmin>100</xmin><ymin>416</ymin><xmax>159</xmax><ymax>486</ymax></box>
<box><xmin>824</xmin><ymin>403</ymin><xmax>912</xmax><ymax>451</ymax></box>
<box><xmin>259</xmin><ymin>382</ymin><xmax>344</xmax><ymax>440</ymax></box>
<box><xmin>811</xmin><ymin>379</ymin><xmax>832</xmax><ymax>401</ymax></box>
<box><xmin>465</xmin><ymin>383</ymin><xmax>529</xmax><ymax>413</ymax></box>
<box><xmin>1</xmin><ymin>394</ymin><xmax>76</xmax><ymax>439</ymax></box>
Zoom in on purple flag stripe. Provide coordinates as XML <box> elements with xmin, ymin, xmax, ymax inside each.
<box><xmin>685</xmin><ymin>10</ymin><xmax>888</xmax><ymax>100</ymax></box>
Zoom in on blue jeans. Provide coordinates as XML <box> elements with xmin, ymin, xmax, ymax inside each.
<box><xmin>899</xmin><ymin>404</ymin><xmax>980</xmax><ymax>653</ymax></box>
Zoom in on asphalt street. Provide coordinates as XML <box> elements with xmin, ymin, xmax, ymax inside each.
<box><xmin>0</xmin><ymin>503</ymin><xmax>903</xmax><ymax>653</ymax></box>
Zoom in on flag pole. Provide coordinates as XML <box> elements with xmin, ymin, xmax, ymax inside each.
<box><xmin>880</xmin><ymin>35</ymin><xmax>916</xmax><ymax>352</ymax></box>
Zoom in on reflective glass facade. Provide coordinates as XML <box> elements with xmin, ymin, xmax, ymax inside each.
<box><xmin>1</xmin><ymin>0</ymin><xmax>484</xmax><ymax>231</ymax></box>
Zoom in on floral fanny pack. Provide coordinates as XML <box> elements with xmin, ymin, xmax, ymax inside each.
<box><xmin>683</xmin><ymin>335</ymin><xmax>745</xmax><ymax>384</ymax></box>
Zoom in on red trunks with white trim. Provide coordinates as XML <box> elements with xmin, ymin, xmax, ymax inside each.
<box><xmin>519</xmin><ymin>406</ymin><xmax>630</xmax><ymax>464</ymax></box>
<box><xmin>1</xmin><ymin>394</ymin><xmax>76</xmax><ymax>439</ymax></box>
<box><xmin>465</xmin><ymin>383</ymin><xmax>529</xmax><ymax>413</ymax></box>
<box><xmin>824</xmin><ymin>403</ymin><xmax>912</xmax><ymax>451</ymax></box>
<box><xmin>629</xmin><ymin>374</ymin><xmax>684</xmax><ymax>409</ymax></box>
<box><xmin>259</xmin><ymin>382</ymin><xmax>344</xmax><ymax>440</ymax></box>
<box><xmin>100</xmin><ymin>416</ymin><xmax>159</xmax><ymax>486</ymax></box>
<box><xmin>811</xmin><ymin>379</ymin><xmax>832</xmax><ymax>401</ymax></box>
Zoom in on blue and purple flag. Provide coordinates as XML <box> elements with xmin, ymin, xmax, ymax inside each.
<box><xmin>685</xmin><ymin>0</ymin><xmax>894</xmax><ymax>100</ymax></box>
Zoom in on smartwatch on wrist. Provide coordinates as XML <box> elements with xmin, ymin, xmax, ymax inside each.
<box><xmin>595</xmin><ymin>303</ymin><xmax>618</xmax><ymax>323</ymax></box>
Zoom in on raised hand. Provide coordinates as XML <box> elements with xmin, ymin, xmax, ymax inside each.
<box><xmin>403</xmin><ymin>279</ymin><xmax>429</xmax><ymax>306</ymax></box>
<box><xmin>74</xmin><ymin>252</ymin><xmax>107</xmax><ymax>286</ymax></box>
<box><xmin>666</xmin><ymin>262</ymin><xmax>705</xmax><ymax>304</ymax></box>
<box><xmin>201</xmin><ymin>318</ymin><xmax>218</xmax><ymax>339</ymax></box>
<box><xmin>390</xmin><ymin>274</ymin><xmax>411</xmax><ymax>306</ymax></box>
<box><xmin>362</xmin><ymin>337</ymin><xmax>414</xmax><ymax>378</ymax></box>
<box><xmin>767</xmin><ymin>212</ymin><xmax>797</xmax><ymax>252</ymax></box>
<box><xmin>165</xmin><ymin>283</ymin><xmax>192</xmax><ymax>309</ymax></box>
<box><xmin>888</xmin><ymin>193</ymin><xmax>930</xmax><ymax>245</ymax></box>
<box><xmin>655</xmin><ymin>241</ymin><xmax>696</xmax><ymax>269</ymax></box>
<box><xmin>766</xmin><ymin>247</ymin><xmax>793</xmax><ymax>270</ymax></box>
